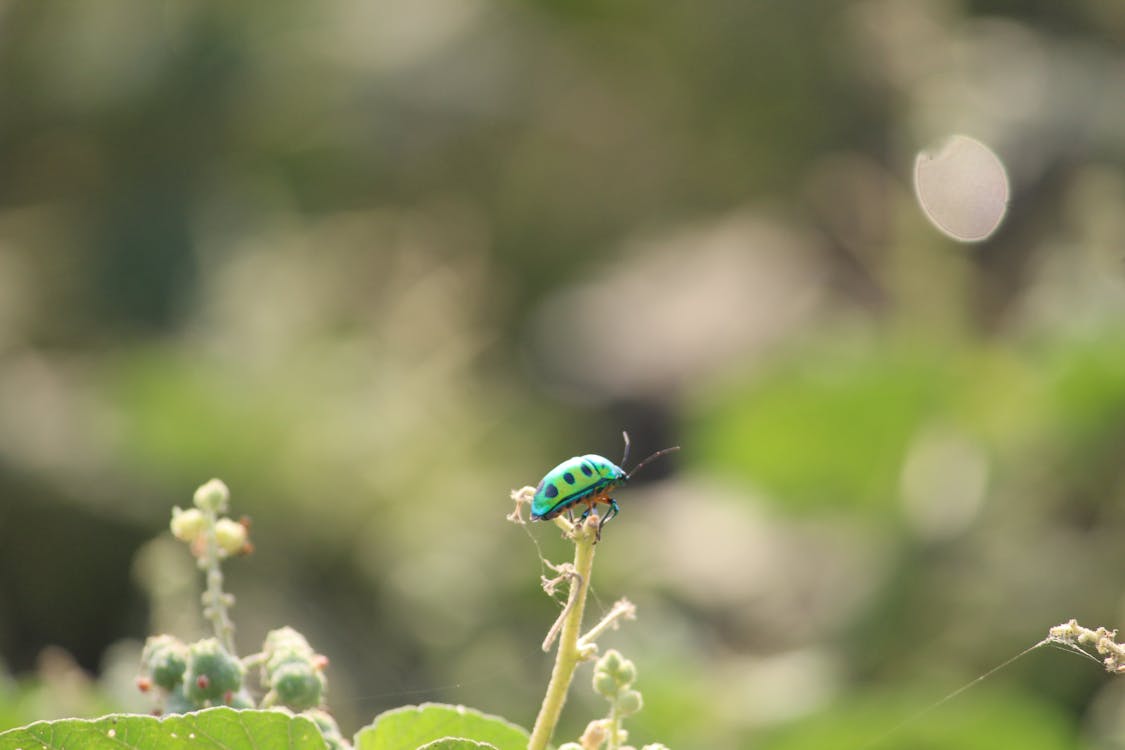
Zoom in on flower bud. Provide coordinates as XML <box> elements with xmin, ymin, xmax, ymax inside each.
<box><xmin>269</xmin><ymin>660</ymin><xmax>325</xmax><ymax>710</ymax></box>
<box><xmin>140</xmin><ymin>634</ymin><xmax>189</xmax><ymax>690</ymax></box>
<box><xmin>595</xmin><ymin>648</ymin><xmax>636</xmax><ymax>688</ymax></box>
<box><xmin>599</xmin><ymin>649</ymin><xmax>623</xmax><ymax>675</ymax></box>
<box><xmin>579</xmin><ymin>719</ymin><xmax>610</xmax><ymax>749</ymax></box>
<box><xmin>263</xmin><ymin>627</ymin><xmax>317</xmax><ymax>671</ymax></box>
<box><xmin>193</xmin><ymin>479</ymin><xmax>230</xmax><ymax>513</ymax></box>
<box><xmin>185</xmin><ymin>638</ymin><xmax>245</xmax><ymax>703</ymax></box>
<box><xmin>215</xmin><ymin>518</ymin><xmax>249</xmax><ymax>555</ymax></box>
<box><xmin>170</xmin><ymin>507</ymin><xmax>206</xmax><ymax>543</ymax></box>
<box><xmin>616</xmin><ymin>660</ymin><xmax>637</xmax><ymax>687</ymax></box>
<box><xmin>260</xmin><ymin>627</ymin><xmax>328</xmax><ymax>709</ymax></box>
<box><xmin>264</xmin><ymin>626</ymin><xmax>314</xmax><ymax>656</ymax></box>
<box><xmin>617</xmin><ymin>689</ymin><xmax>643</xmax><ymax>716</ymax></box>
<box><xmin>593</xmin><ymin>671</ymin><xmax>618</xmax><ymax>698</ymax></box>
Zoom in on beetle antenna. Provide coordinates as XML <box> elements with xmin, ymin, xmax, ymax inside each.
<box><xmin>626</xmin><ymin>445</ymin><xmax>680</xmax><ymax>480</ymax></box>
<box><xmin>620</xmin><ymin>431</ymin><xmax>631</xmax><ymax>468</ymax></box>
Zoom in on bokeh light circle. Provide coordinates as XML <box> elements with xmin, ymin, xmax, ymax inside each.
<box><xmin>913</xmin><ymin>134</ymin><xmax>1010</xmax><ymax>242</ymax></box>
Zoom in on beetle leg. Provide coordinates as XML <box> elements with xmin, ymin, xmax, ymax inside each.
<box><xmin>577</xmin><ymin>502</ymin><xmax>594</xmax><ymax>525</ymax></box>
<box><xmin>595</xmin><ymin>499</ymin><xmax>620</xmax><ymax>542</ymax></box>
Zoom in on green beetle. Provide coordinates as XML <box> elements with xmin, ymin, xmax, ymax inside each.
<box><xmin>531</xmin><ymin>433</ymin><xmax>679</xmax><ymax>540</ymax></box>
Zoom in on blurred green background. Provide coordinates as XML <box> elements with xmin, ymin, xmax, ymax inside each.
<box><xmin>2</xmin><ymin>0</ymin><xmax>1125</xmax><ymax>747</ymax></box>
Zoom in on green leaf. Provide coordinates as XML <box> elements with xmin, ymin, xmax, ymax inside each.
<box><xmin>0</xmin><ymin>707</ymin><xmax>327</xmax><ymax>750</ymax></box>
<box><xmin>354</xmin><ymin>703</ymin><xmax>528</xmax><ymax>750</ymax></box>
<box><xmin>416</xmin><ymin>740</ymin><xmax>498</xmax><ymax>750</ymax></box>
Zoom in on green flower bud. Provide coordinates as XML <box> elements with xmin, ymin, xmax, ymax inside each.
<box><xmin>616</xmin><ymin>689</ymin><xmax>643</xmax><ymax>716</ymax></box>
<box><xmin>170</xmin><ymin>507</ymin><xmax>206</xmax><ymax>543</ymax></box>
<box><xmin>269</xmin><ymin>660</ymin><xmax>325</xmax><ymax>710</ymax></box>
<box><xmin>599</xmin><ymin>649</ymin><xmax>623</xmax><ymax>675</ymax></box>
<box><xmin>259</xmin><ymin>627</ymin><xmax>328</xmax><ymax>710</ymax></box>
<box><xmin>265</xmin><ymin>651</ymin><xmax>305</xmax><ymax>675</ymax></box>
<box><xmin>264</xmin><ymin>627</ymin><xmax>315</xmax><ymax>659</ymax></box>
<box><xmin>596</xmin><ymin>648</ymin><xmax>636</xmax><ymax>687</ymax></box>
<box><xmin>215</xmin><ymin>518</ymin><xmax>248</xmax><ymax>555</ymax></box>
<box><xmin>185</xmin><ymin>638</ymin><xmax>245</xmax><ymax>703</ymax></box>
<box><xmin>263</xmin><ymin>627</ymin><xmax>320</xmax><ymax>673</ymax></box>
<box><xmin>593</xmin><ymin>671</ymin><xmax>618</xmax><ymax>698</ymax></box>
<box><xmin>141</xmin><ymin>635</ymin><xmax>189</xmax><ymax>690</ymax></box>
<box><xmin>193</xmin><ymin>479</ymin><xmax>230</xmax><ymax>513</ymax></box>
<box><xmin>616</xmin><ymin>659</ymin><xmax>637</xmax><ymax>687</ymax></box>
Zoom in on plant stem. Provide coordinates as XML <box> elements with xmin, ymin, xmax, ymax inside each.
<box><xmin>527</xmin><ymin>522</ymin><xmax>597</xmax><ymax>750</ymax></box>
<box><xmin>605</xmin><ymin>701</ymin><xmax>622</xmax><ymax>750</ymax></box>
<box><xmin>577</xmin><ymin>598</ymin><xmax>636</xmax><ymax>652</ymax></box>
<box><xmin>1049</xmin><ymin>619</ymin><xmax>1125</xmax><ymax>672</ymax></box>
<box><xmin>200</xmin><ymin>507</ymin><xmax>237</xmax><ymax>654</ymax></box>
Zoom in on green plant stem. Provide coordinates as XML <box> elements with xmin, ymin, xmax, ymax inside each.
<box><xmin>527</xmin><ymin>523</ymin><xmax>597</xmax><ymax>750</ymax></box>
<box><xmin>606</xmin><ymin>702</ymin><xmax>622</xmax><ymax>750</ymax></box>
<box><xmin>200</xmin><ymin>508</ymin><xmax>237</xmax><ymax>654</ymax></box>
<box><xmin>577</xmin><ymin>598</ymin><xmax>635</xmax><ymax>652</ymax></box>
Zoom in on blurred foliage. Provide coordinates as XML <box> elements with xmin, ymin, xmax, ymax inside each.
<box><xmin>761</xmin><ymin>686</ymin><xmax>1075</xmax><ymax>750</ymax></box>
<box><xmin>1</xmin><ymin>0</ymin><xmax>1125</xmax><ymax>748</ymax></box>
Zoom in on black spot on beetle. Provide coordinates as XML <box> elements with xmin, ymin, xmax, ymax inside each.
<box><xmin>581</xmin><ymin>464</ymin><xmax>594</xmax><ymax>477</ymax></box>
<box><xmin>563</xmin><ymin>472</ymin><xmax>576</xmax><ymax>484</ymax></box>
<box><xmin>545</xmin><ymin>483</ymin><xmax>559</xmax><ymax>499</ymax></box>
